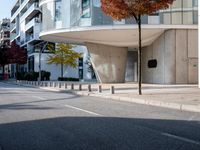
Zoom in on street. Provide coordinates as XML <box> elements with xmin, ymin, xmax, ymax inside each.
<box><xmin>0</xmin><ymin>82</ymin><xmax>200</xmax><ymax>150</ymax></box>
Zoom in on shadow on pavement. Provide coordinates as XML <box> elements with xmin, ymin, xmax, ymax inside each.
<box><xmin>0</xmin><ymin>95</ymin><xmax>81</xmax><ymax>111</ymax></box>
<box><xmin>0</xmin><ymin>117</ymin><xmax>200</xmax><ymax>150</ymax></box>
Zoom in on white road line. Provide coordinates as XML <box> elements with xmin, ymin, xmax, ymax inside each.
<box><xmin>162</xmin><ymin>133</ymin><xmax>200</xmax><ymax>145</ymax></box>
<box><xmin>64</xmin><ymin>104</ymin><xmax>102</xmax><ymax>116</ymax></box>
<box><xmin>32</xmin><ymin>96</ymin><xmax>46</xmax><ymax>100</ymax></box>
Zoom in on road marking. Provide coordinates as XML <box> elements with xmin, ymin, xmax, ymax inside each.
<box><xmin>64</xmin><ymin>104</ymin><xmax>102</xmax><ymax>116</ymax></box>
<box><xmin>162</xmin><ymin>133</ymin><xmax>200</xmax><ymax>145</ymax></box>
<box><xmin>32</xmin><ymin>96</ymin><xmax>46</xmax><ymax>100</ymax></box>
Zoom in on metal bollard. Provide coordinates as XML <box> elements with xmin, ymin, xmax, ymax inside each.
<box><xmin>98</xmin><ymin>85</ymin><xmax>102</xmax><ymax>93</ymax></box>
<box><xmin>88</xmin><ymin>84</ymin><xmax>91</xmax><ymax>92</ymax></box>
<box><xmin>71</xmin><ymin>84</ymin><xmax>74</xmax><ymax>90</ymax></box>
<box><xmin>59</xmin><ymin>82</ymin><xmax>62</xmax><ymax>88</ymax></box>
<box><xmin>79</xmin><ymin>84</ymin><xmax>82</xmax><ymax>91</ymax></box>
<box><xmin>53</xmin><ymin>82</ymin><xmax>57</xmax><ymax>88</ymax></box>
<box><xmin>64</xmin><ymin>83</ymin><xmax>67</xmax><ymax>89</ymax></box>
<box><xmin>110</xmin><ymin>86</ymin><xmax>115</xmax><ymax>94</ymax></box>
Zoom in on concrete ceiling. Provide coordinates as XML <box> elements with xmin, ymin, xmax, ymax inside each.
<box><xmin>40</xmin><ymin>25</ymin><xmax>197</xmax><ymax>48</ymax></box>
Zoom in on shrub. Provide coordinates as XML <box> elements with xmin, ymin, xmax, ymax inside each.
<box><xmin>16</xmin><ymin>71</ymin><xmax>50</xmax><ymax>81</ymax></box>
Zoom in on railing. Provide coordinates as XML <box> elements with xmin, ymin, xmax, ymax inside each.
<box><xmin>20</xmin><ymin>2</ymin><xmax>40</xmax><ymax>22</ymax></box>
<box><xmin>25</xmin><ymin>17</ymin><xmax>41</xmax><ymax>31</ymax></box>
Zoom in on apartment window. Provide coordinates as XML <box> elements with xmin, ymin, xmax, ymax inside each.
<box><xmin>193</xmin><ymin>0</ymin><xmax>198</xmax><ymax>7</ymax></box>
<box><xmin>193</xmin><ymin>10</ymin><xmax>198</xmax><ymax>24</ymax></box>
<box><xmin>82</xmin><ymin>0</ymin><xmax>91</xmax><ymax>18</ymax></box>
<box><xmin>55</xmin><ymin>0</ymin><xmax>62</xmax><ymax>21</ymax></box>
<box><xmin>183</xmin><ymin>11</ymin><xmax>193</xmax><ymax>24</ymax></box>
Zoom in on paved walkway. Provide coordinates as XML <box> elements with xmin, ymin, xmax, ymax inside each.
<box><xmin>10</xmin><ymin>81</ymin><xmax>200</xmax><ymax>113</ymax></box>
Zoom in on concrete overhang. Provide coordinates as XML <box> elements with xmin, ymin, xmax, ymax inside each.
<box><xmin>40</xmin><ymin>25</ymin><xmax>197</xmax><ymax>48</ymax></box>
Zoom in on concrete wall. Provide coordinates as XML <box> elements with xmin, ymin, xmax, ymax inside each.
<box><xmin>142</xmin><ymin>29</ymin><xmax>198</xmax><ymax>84</ymax></box>
<box><xmin>86</xmin><ymin>43</ymin><xmax>128</xmax><ymax>83</ymax></box>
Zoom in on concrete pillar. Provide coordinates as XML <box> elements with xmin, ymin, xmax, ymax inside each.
<box><xmin>86</xmin><ymin>43</ymin><xmax>128</xmax><ymax>83</ymax></box>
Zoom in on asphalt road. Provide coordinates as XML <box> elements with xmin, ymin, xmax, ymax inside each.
<box><xmin>0</xmin><ymin>82</ymin><xmax>200</xmax><ymax>150</ymax></box>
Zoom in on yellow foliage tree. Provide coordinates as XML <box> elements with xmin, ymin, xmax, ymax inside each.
<box><xmin>47</xmin><ymin>43</ymin><xmax>82</xmax><ymax>78</ymax></box>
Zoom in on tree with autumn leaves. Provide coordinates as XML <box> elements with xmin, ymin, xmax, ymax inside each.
<box><xmin>0</xmin><ymin>41</ymin><xmax>27</xmax><ymax>79</ymax></box>
<box><xmin>101</xmin><ymin>0</ymin><xmax>175</xmax><ymax>95</ymax></box>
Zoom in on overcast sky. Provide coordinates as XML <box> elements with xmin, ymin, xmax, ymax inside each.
<box><xmin>0</xmin><ymin>0</ymin><xmax>14</xmax><ymax>20</ymax></box>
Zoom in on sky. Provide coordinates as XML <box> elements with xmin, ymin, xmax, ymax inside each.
<box><xmin>0</xmin><ymin>0</ymin><xmax>14</xmax><ymax>20</ymax></box>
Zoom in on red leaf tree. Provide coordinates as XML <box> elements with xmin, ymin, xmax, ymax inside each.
<box><xmin>10</xmin><ymin>41</ymin><xmax>27</xmax><ymax>65</ymax></box>
<box><xmin>101</xmin><ymin>0</ymin><xmax>175</xmax><ymax>95</ymax></box>
<box><xmin>9</xmin><ymin>41</ymin><xmax>28</xmax><ymax>77</ymax></box>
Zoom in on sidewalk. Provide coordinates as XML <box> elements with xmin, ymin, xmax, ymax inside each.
<box><xmin>11</xmin><ymin>81</ymin><xmax>200</xmax><ymax>113</ymax></box>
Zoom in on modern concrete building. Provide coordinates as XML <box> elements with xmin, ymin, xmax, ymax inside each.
<box><xmin>39</xmin><ymin>0</ymin><xmax>198</xmax><ymax>84</ymax></box>
<box><xmin>0</xmin><ymin>19</ymin><xmax>10</xmax><ymax>47</ymax></box>
<box><xmin>10</xmin><ymin>0</ymin><xmax>94</xmax><ymax>80</ymax></box>
<box><xmin>0</xmin><ymin>18</ymin><xmax>11</xmax><ymax>78</ymax></box>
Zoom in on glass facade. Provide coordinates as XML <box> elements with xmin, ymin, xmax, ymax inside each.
<box><xmin>82</xmin><ymin>0</ymin><xmax>91</xmax><ymax>18</ymax></box>
<box><xmin>40</xmin><ymin>0</ymin><xmax>198</xmax><ymax>32</ymax></box>
<box><xmin>160</xmin><ymin>0</ymin><xmax>198</xmax><ymax>24</ymax></box>
<box><xmin>55</xmin><ymin>0</ymin><xmax>62</xmax><ymax>21</ymax></box>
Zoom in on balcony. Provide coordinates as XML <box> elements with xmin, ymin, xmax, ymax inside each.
<box><xmin>20</xmin><ymin>2</ymin><xmax>40</xmax><ymax>22</ymax></box>
<box><xmin>10</xmin><ymin>23</ymin><xmax>17</xmax><ymax>32</ymax></box>
<box><xmin>11</xmin><ymin>0</ymin><xmax>32</xmax><ymax>22</ymax></box>
<box><xmin>1</xmin><ymin>36</ymin><xmax>10</xmax><ymax>41</ymax></box>
<box><xmin>10</xmin><ymin>32</ymin><xmax>20</xmax><ymax>42</ymax></box>
<box><xmin>25</xmin><ymin>17</ymin><xmax>41</xmax><ymax>31</ymax></box>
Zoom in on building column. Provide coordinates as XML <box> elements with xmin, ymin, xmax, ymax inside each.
<box><xmin>86</xmin><ymin>43</ymin><xmax>128</xmax><ymax>83</ymax></box>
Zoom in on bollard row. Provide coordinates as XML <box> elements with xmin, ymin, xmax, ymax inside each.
<box><xmin>16</xmin><ymin>80</ymin><xmax>116</xmax><ymax>94</ymax></box>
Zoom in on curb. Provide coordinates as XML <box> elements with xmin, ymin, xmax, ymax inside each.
<box><xmin>12</xmin><ymin>82</ymin><xmax>200</xmax><ymax>113</ymax></box>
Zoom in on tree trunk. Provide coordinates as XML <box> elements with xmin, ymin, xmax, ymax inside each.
<box><xmin>137</xmin><ymin>15</ymin><xmax>142</xmax><ymax>95</ymax></box>
<box><xmin>2</xmin><ymin>65</ymin><xmax>5</xmax><ymax>80</ymax></box>
<box><xmin>61</xmin><ymin>63</ymin><xmax>64</xmax><ymax>78</ymax></box>
<box><xmin>15</xmin><ymin>64</ymin><xmax>19</xmax><ymax>80</ymax></box>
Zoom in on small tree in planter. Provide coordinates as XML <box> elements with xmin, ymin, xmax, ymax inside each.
<box><xmin>101</xmin><ymin>0</ymin><xmax>175</xmax><ymax>95</ymax></box>
<box><xmin>47</xmin><ymin>43</ymin><xmax>81</xmax><ymax>79</ymax></box>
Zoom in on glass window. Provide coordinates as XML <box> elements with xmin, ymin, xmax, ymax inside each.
<box><xmin>193</xmin><ymin>0</ymin><xmax>198</xmax><ymax>7</ymax></box>
<box><xmin>172</xmin><ymin>12</ymin><xmax>182</xmax><ymax>24</ymax></box>
<box><xmin>183</xmin><ymin>0</ymin><xmax>193</xmax><ymax>8</ymax></box>
<box><xmin>193</xmin><ymin>10</ymin><xmax>198</xmax><ymax>24</ymax></box>
<box><xmin>172</xmin><ymin>0</ymin><xmax>182</xmax><ymax>9</ymax></box>
<box><xmin>183</xmin><ymin>11</ymin><xmax>193</xmax><ymax>24</ymax></box>
<box><xmin>82</xmin><ymin>0</ymin><xmax>91</xmax><ymax>18</ymax></box>
<box><xmin>163</xmin><ymin>13</ymin><xmax>171</xmax><ymax>24</ymax></box>
<box><xmin>55</xmin><ymin>0</ymin><xmax>62</xmax><ymax>21</ymax></box>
